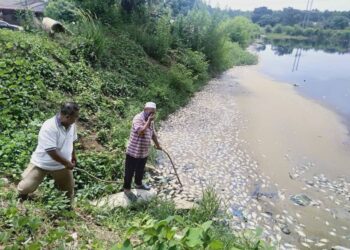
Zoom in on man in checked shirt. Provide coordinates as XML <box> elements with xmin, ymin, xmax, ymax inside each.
<box><xmin>123</xmin><ymin>102</ymin><xmax>162</xmax><ymax>200</ymax></box>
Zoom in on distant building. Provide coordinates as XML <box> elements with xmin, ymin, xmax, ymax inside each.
<box><xmin>0</xmin><ymin>0</ymin><xmax>47</xmax><ymax>24</ymax></box>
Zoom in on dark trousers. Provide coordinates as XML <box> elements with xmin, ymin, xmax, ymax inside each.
<box><xmin>123</xmin><ymin>154</ymin><xmax>148</xmax><ymax>189</ymax></box>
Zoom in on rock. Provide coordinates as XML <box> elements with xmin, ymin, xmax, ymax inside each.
<box><xmin>145</xmin><ymin>164</ymin><xmax>159</xmax><ymax>173</ymax></box>
<box><xmin>290</xmin><ymin>194</ymin><xmax>312</xmax><ymax>206</ymax></box>
<box><xmin>174</xmin><ymin>198</ymin><xmax>198</xmax><ymax>210</ymax></box>
<box><xmin>91</xmin><ymin>189</ymin><xmax>156</xmax><ymax>209</ymax></box>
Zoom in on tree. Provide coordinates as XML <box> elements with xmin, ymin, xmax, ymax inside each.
<box><xmin>121</xmin><ymin>0</ymin><xmax>146</xmax><ymax>13</ymax></box>
<box><xmin>167</xmin><ymin>0</ymin><xmax>197</xmax><ymax>16</ymax></box>
<box><xmin>280</xmin><ymin>7</ymin><xmax>303</xmax><ymax>26</ymax></box>
<box><xmin>252</xmin><ymin>7</ymin><xmax>273</xmax><ymax>23</ymax></box>
<box><xmin>325</xmin><ymin>16</ymin><xmax>349</xmax><ymax>29</ymax></box>
<box><xmin>220</xmin><ymin>16</ymin><xmax>259</xmax><ymax>48</ymax></box>
<box><xmin>45</xmin><ymin>0</ymin><xmax>78</xmax><ymax>22</ymax></box>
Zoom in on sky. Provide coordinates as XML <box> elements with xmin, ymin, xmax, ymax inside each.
<box><xmin>206</xmin><ymin>0</ymin><xmax>350</xmax><ymax>11</ymax></box>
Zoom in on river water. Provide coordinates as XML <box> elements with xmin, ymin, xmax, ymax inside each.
<box><xmin>256</xmin><ymin>42</ymin><xmax>350</xmax><ymax>129</ymax></box>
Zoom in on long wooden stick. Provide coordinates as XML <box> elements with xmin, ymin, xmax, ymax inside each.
<box><xmin>75</xmin><ymin>167</ymin><xmax>119</xmax><ymax>184</ymax></box>
<box><xmin>162</xmin><ymin>149</ymin><xmax>183</xmax><ymax>187</ymax></box>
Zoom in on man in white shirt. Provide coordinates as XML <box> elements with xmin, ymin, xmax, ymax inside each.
<box><xmin>17</xmin><ymin>102</ymin><xmax>79</xmax><ymax>203</ymax></box>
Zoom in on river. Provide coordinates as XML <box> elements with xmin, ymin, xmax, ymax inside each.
<box><xmin>156</xmin><ymin>40</ymin><xmax>350</xmax><ymax>249</ymax></box>
<box><xmin>256</xmin><ymin>41</ymin><xmax>350</xmax><ymax>129</ymax></box>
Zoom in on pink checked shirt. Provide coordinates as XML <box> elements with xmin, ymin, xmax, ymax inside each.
<box><xmin>126</xmin><ymin>112</ymin><xmax>154</xmax><ymax>158</ymax></box>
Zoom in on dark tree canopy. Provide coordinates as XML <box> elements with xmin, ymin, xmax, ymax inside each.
<box><xmin>251</xmin><ymin>6</ymin><xmax>350</xmax><ymax>29</ymax></box>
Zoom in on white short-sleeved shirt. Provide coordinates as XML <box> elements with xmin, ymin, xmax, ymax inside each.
<box><xmin>30</xmin><ymin>115</ymin><xmax>78</xmax><ymax>171</ymax></box>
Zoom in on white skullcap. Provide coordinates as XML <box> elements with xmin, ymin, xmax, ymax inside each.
<box><xmin>144</xmin><ymin>102</ymin><xmax>156</xmax><ymax>109</ymax></box>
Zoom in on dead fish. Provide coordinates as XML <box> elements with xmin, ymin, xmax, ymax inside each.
<box><xmin>329</xmin><ymin>231</ymin><xmax>337</xmax><ymax>236</ymax></box>
<box><xmin>297</xmin><ymin>230</ymin><xmax>306</xmax><ymax>237</ymax></box>
<box><xmin>305</xmin><ymin>238</ymin><xmax>314</xmax><ymax>243</ymax></box>
<box><xmin>301</xmin><ymin>242</ymin><xmax>311</xmax><ymax>248</ymax></box>
<box><xmin>284</xmin><ymin>243</ymin><xmax>296</xmax><ymax>248</ymax></box>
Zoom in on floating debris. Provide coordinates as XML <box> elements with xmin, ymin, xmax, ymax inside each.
<box><xmin>280</xmin><ymin>225</ymin><xmax>291</xmax><ymax>235</ymax></box>
<box><xmin>290</xmin><ymin>194</ymin><xmax>312</xmax><ymax>206</ymax></box>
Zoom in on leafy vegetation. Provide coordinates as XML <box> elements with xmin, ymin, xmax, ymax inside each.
<box><xmin>251</xmin><ymin>7</ymin><xmax>350</xmax><ymax>29</ymax></box>
<box><xmin>263</xmin><ymin>35</ymin><xmax>350</xmax><ymax>55</ymax></box>
<box><xmin>250</xmin><ymin>7</ymin><xmax>350</xmax><ymax>50</ymax></box>
<box><xmin>0</xmin><ymin>0</ymin><xmax>264</xmax><ymax>248</ymax></box>
<box><xmin>264</xmin><ymin>24</ymin><xmax>350</xmax><ymax>50</ymax></box>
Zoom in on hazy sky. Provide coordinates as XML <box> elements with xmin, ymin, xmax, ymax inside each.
<box><xmin>207</xmin><ymin>0</ymin><xmax>350</xmax><ymax>11</ymax></box>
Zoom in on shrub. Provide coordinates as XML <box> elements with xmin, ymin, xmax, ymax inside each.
<box><xmin>127</xmin><ymin>14</ymin><xmax>172</xmax><ymax>60</ymax></box>
<box><xmin>45</xmin><ymin>0</ymin><xmax>78</xmax><ymax>22</ymax></box>
<box><xmin>273</xmin><ymin>24</ymin><xmax>283</xmax><ymax>33</ymax></box>
<box><xmin>169</xmin><ymin>63</ymin><xmax>194</xmax><ymax>93</ymax></box>
<box><xmin>171</xmin><ymin>49</ymin><xmax>209</xmax><ymax>86</ymax></box>
<box><xmin>188</xmin><ymin>188</ymin><xmax>221</xmax><ymax>223</ymax></box>
<box><xmin>220</xmin><ymin>16</ymin><xmax>260</xmax><ymax>49</ymax></box>
<box><xmin>72</xmin><ymin>10</ymin><xmax>108</xmax><ymax>64</ymax></box>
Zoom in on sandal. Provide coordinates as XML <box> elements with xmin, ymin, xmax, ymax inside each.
<box><xmin>135</xmin><ymin>184</ymin><xmax>151</xmax><ymax>191</ymax></box>
<box><xmin>124</xmin><ymin>191</ymin><xmax>138</xmax><ymax>202</ymax></box>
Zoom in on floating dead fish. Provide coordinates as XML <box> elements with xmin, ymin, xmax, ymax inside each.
<box><xmin>296</xmin><ymin>230</ymin><xmax>306</xmax><ymax>237</ymax></box>
<box><xmin>305</xmin><ymin>238</ymin><xmax>314</xmax><ymax>243</ymax></box>
<box><xmin>301</xmin><ymin>242</ymin><xmax>311</xmax><ymax>248</ymax></box>
<box><xmin>329</xmin><ymin>231</ymin><xmax>337</xmax><ymax>236</ymax></box>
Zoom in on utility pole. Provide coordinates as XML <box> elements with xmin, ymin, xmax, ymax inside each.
<box><xmin>292</xmin><ymin>0</ymin><xmax>314</xmax><ymax>72</ymax></box>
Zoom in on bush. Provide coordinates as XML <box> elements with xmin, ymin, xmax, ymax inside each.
<box><xmin>72</xmin><ymin>10</ymin><xmax>108</xmax><ymax>64</ymax></box>
<box><xmin>127</xmin><ymin>14</ymin><xmax>172</xmax><ymax>60</ymax></box>
<box><xmin>45</xmin><ymin>0</ymin><xmax>78</xmax><ymax>22</ymax></box>
<box><xmin>220</xmin><ymin>16</ymin><xmax>260</xmax><ymax>49</ymax></box>
<box><xmin>172</xmin><ymin>9</ymin><xmax>259</xmax><ymax>73</ymax></box>
<box><xmin>171</xmin><ymin>49</ymin><xmax>209</xmax><ymax>86</ymax></box>
<box><xmin>188</xmin><ymin>188</ymin><xmax>221</xmax><ymax>223</ymax></box>
<box><xmin>273</xmin><ymin>24</ymin><xmax>283</xmax><ymax>33</ymax></box>
<box><xmin>169</xmin><ymin>63</ymin><xmax>194</xmax><ymax>93</ymax></box>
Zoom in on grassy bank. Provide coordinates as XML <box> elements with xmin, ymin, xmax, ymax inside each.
<box><xmin>0</xmin><ymin>1</ymin><xmax>266</xmax><ymax>248</ymax></box>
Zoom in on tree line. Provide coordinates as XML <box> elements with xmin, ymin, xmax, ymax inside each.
<box><xmin>251</xmin><ymin>6</ymin><xmax>350</xmax><ymax>30</ymax></box>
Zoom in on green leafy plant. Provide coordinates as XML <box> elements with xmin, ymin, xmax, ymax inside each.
<box><xmin>39</xmin><ymin>179</ymin><xmax>72</xmax><ymax>217</ymax></box>
<box><xmin>115</xmin><ymin>215</ymin><xmax>224</xmax><ymax>250</ymax></box>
